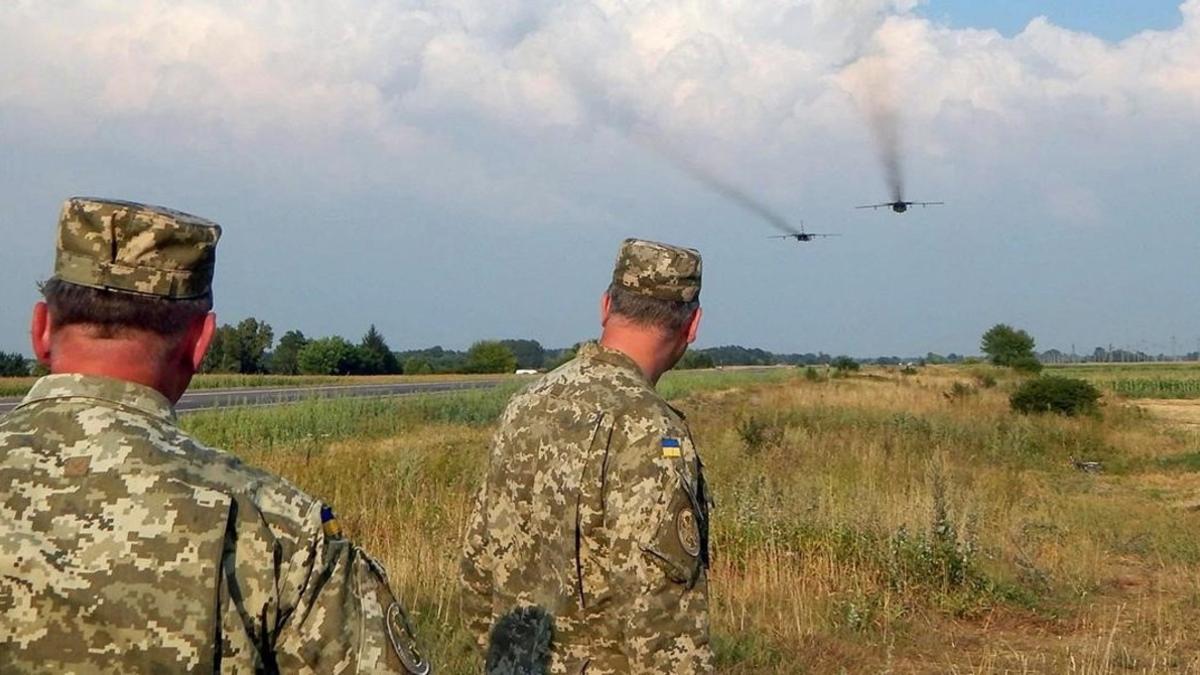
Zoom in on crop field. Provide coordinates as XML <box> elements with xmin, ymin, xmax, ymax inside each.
<box><xmin>1049</xmin><ymin>363</ymin><xmax>1200</xmax><ymax>400</ymax></box>
<box><xmin>170</xmin><ymin>365</ymin><xmax>1200</xmax><ymax>673</ymax></box>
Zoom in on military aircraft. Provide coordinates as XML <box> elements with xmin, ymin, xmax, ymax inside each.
<box><xmin>855</xmin><ymin>199</ymin><xmax>944</xmax><ymax>214</ymax></box>
<box><xmin>769</xmin><ymin>222</ymin><xmax>840</xmax><ymax>243</ymax></box>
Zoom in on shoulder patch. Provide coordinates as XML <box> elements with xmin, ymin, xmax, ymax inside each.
<box><xmin>676</xmin><ymin>508</ymin><xmax>702</xmax><ymax>558</ymax></box>
<box><xmin>385</xmin><ymin>602</ymin><xmax>431</xmax><ymax>674</ymax></box>
<box><xmin>661</xmin><ymin>437</ymin><xmax>682</xmax><ymax>458</ymax></box>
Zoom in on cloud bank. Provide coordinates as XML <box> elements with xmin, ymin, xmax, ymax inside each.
<box><xmin>1</xmin><ymin>1</ymin><xmax>1198</xmax><ymax>354</ymax></box>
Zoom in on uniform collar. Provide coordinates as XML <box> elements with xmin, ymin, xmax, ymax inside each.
<box><xmin>577</xmin><ymin>341</ymin><xmax>651</xmax><ymax>386</ymax></box>
<box><xmin>18</xmin><ymin>374</ymin><xmax>177</xmax><ymax>423</ymax></box>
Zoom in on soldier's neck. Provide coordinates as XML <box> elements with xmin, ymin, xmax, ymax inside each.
<box><xmin>48</xmin><ymin>330</ymin><xmax>192</xmax><ymax>404</ymax></box>
<box><xmin>599</xmin><ymin>330</ymin><xmax>679</xmax><ymax>386</ymax></box>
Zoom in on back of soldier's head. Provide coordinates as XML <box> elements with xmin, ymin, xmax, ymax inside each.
<box><xmin>41</xmin><ymin>198</ymin><xmax>221</xmax><ymax>343</ymax></box>
<box><xmin>607</xmin><ymin>238</ymin><xmax>702</xmax><ymax>334</ymax></box>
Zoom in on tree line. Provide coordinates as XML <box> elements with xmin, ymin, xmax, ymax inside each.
<box><xmin>3</xmin><ymin>318</ymin><xmax>1195</xmax><ymax>378</ymax></box>
<box><xmin>198</xmin><ymin>319</ymin><xmax>539</xmax><ymax>376</ymax></box>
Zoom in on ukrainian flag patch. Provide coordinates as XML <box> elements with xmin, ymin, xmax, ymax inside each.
<box><xmin>320</xmin><ymin>504</ymin><xmax>343</xmax><ymax>538</ymax></box>
<box><xmin>662</xmin><ymin>437</ymin><xmax>682</xmax><ymax>458</ymax></box>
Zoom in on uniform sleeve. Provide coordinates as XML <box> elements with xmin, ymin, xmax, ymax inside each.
<box><xmin>460</xmin><ymin>478</ymin><xmax>494</xmax><ymax>652</ymax></box>
<box><xmin>604</xmin><ymin>415</ymin><xmax>713</xmax><ymax>674</ymax></box>
<box><xmin>274</xmin><ymin>504</ymin><xmax>431</xmax><ymax>674</ymax></box>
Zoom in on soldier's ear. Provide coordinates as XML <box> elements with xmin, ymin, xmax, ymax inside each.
<box><xmin>684</xmin><ymin>307</ymin><xmax>702</xmax><ymax>345</ymax></box>
<box><xmin>188</xmin><ymin>313</ymin><xmax>217</xmax><ymax>372</ymax></box>
<box><xmin>600</xmin><ymin>292</ymin><xmax>612</xmax><ymax>328</ymax></box>
<box><xmin>30</xmin><ymin>302</ymin><xmax>52</xmax><ymax>366</ymax></box>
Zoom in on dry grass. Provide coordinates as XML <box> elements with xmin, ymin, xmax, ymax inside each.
<box><xmin>179</xmin><ymin>366</ymin><xmax>1200</xmax><ymax>674</ymax></box>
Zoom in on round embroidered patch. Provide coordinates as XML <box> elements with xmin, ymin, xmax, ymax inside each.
<box><xmin>676</xmin><ymin>508</ymin><xmax>701</xmax><ymax>558</ymax></box>
<box><xmin>385</xmin><ymin>602</ymin><xmax>431</xmax><ymax>675</ymax></box>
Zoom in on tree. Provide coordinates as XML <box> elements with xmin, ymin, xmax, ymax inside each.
<box><xmin>231</xmin><ymin>318</ymin><xmax>274</xmax><ymax>373</ymax></box>
<box><xmin>297</xmin><ymin>337</ymin><xmax>359</xmax><ymax>375</ymax></box>
<box><xmin>201</xmin><ymin>326</ymin><xmax>235</xmax><ymax>373</ymax></box>
<box><xmin>358</xmin><ymin>325</ymin><xmax>400</xmax><ymax>375</ymax></box>
<box><xmin>981</xmin><ymin>324</ymin><xmax>1038</xmax><ymax>369</ymax></box>
<box><xmin>465</xmin><ymin>341</ymin><xmax>518</xmax><ymax>374</ymax></box>
<box><xmin>0</xmin><ymin>351</ymin><xmax>30</xmax><ymax>376</ymax></box>
<box><xmin>678</xmin><ymin>351</ymin><xmax>715</xmax><ymax>370</ymax></box>
<box><xmin>270</xmin><ymin>330</ymin><xmax>309</xmax><ymax>375</ymax></box>
<box><xmin>543</xmin><ymin>343</ymin><xmax>583</xmax><ymax>370</ymax></box>
<box><xmin>499</xmin><ymin>339</ymin><xmax>545</xmax><ymax>370</ymax></box>
<box><xmin>201</xmin><ymin>318</ymin><xmax>274</xmax><ymax>374</ymax></box>
<box><xmin>403</xmin><ymin>356</ymin><xmax>434</xmax><ymax>375</ymax></box>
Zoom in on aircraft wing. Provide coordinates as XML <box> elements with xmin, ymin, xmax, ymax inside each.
<box><xmin>911</xmin><ymin>201</ymin><xmax>945</xmax><ymax>207</ymax></box>
<box><xmin>855</xmin><ymin>204</ymin><xmax>889</xmax><ymax>210</ymax></box>
<box><xmin>812</xmin><ymin>233</ymin><xmax>842</xmax><ymax>238</ymax></box>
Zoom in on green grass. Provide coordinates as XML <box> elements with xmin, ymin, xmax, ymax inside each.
<box><xmin>0</xmin><ymin>372</ymin><xmax>515</xmax><ymax>399</ymax></box>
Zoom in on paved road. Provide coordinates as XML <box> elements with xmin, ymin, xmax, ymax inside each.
<box><xmin>0</xmin><ymin>378</ymin><xmax>513</xmax><ymax>416</ymax></box>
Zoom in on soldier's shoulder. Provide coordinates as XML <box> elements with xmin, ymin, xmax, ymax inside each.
<box><xmin>164</xmin><ymin>431</ymin><xmax>323</xmax><ymax>533</ymax></box>
<box><xmin>2</xmin><ymin>399</ymin><xmax>322</xmax><ymax>534</ymax></box>
<box><xmin>512</xmin><ymin>353</ymin><xmax>662</xmax><ymax>413</ymax></box>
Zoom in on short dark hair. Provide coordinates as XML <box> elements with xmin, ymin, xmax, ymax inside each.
<box><xmin>607</xmin><ymin>283</ymin><xmax>699</xmax><ymax>333</ymax></box>
<box><xmin>41</xmin><ymin>278</ymin><xmax>212</xmax><ymax>339</ymax></box>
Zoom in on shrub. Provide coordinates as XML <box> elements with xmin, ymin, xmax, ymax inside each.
<box><xmin>1010</xmin><ymin>377</ymin><xmax>1101</xmax><ymax>416</ymax></box>
<box><xmin>803</xmin><ymin>366</ymin><xmax>823</xmax><ymax>382</ymax></box>
<box><xmin>832</xmin><ymin>356</ymin><xmax>860</xmax><ymax>373</ymax></box>
<box><xmin>1010</xmin><ymin>355</ymin><xmax>1044</xmax><ymax>374</ymax></box>
<box><xmin>944</xmin><ymin>382</ymin><xmax>977</xmax><ymax>402</ymax></box>
<box><xmin>975</xmin><ymin>372</ymin><xmax>998</xmax><ymax>389</ymax></box>
<box><xmin>736</xmin><ymin>415</ymin><xmax>783</xmax><ymax>455</ymax></box>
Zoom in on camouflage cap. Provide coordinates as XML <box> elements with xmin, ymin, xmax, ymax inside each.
<box><xmin>53</xmin><ymin>197</ymin><xmax>221</xmax><ymax>300</ymax></box>
<box><xmin>611</xmin><ymin>238</ymin><xmax>702</xmax><ymax>302</ymax></box>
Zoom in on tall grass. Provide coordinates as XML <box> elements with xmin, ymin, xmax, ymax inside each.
<box><xmin>181</xmin><ymin>367</ymin><xmax>1200</xmax><ymax>673</ymax></box>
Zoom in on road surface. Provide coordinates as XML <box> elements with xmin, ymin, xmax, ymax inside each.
<box><xmin>0</xmin><ymin>378</ymin><xmax>512</xmax><ymax>416</ymax></box>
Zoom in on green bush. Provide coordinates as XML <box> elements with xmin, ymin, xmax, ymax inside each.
<box><xmin>1010</xmin><ymin>355</ymin><xmax>1044</xmax><ymax>374</ymax></box>
<box><xmin>1010</xmin><ymin>377</ymin><xmax>1101</xmax><ymax>417</ymax></box>
<box><xmin>832</xmin><ymin>356</ymin><xmax>860</xmax><ymax>373</ymax></box>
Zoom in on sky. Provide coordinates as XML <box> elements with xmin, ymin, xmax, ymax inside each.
<box><xmin>1</xmin><ymin>0</ymin><xmax>1198</xmax><ymax>358</ymax></box>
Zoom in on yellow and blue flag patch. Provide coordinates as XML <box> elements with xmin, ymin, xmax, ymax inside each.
<box><xmin>321</xmin><ymin>504</ymin><xmax>343</xmax><ymax>538</ymax></box>
<box><xmin>662</xmin><ymin>437</ymin><xmax>682</xmax><ymax>458</ymax></box>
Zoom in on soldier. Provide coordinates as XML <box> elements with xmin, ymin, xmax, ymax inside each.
<box><xmin>0</xmin><ymin>198</ymin><xmax>430</xmax><ymax>674</ymax></box>
<box><xmin>461</xmin><ymin>238</ymin><xmax>712</xmax><ymax>674</ymax></box>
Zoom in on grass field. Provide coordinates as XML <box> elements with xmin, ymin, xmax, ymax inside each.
<box><xmin>168</xmin><ymin>365</ymin><xmax>1200</xmax><ymax>673</ymax></box>
<box><xmin>0</xmin><ymin>372</ymin><xmax>512</xmax><ymax>398</ymax></box>
<box><xmin>1049</xmin><ymin>363</ymin><xmax>1200</xmax><ymax>400</ymax></box>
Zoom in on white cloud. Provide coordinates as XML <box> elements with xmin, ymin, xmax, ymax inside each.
<box><xmin>0</xmin><ymin>0</ymin><xmax>1197</xmax><ymax>220</ymax></box>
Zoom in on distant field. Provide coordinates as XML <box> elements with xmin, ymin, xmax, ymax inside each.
<box><xmin>0</xmin><ymin>372</ymin><xmax>512</xmax><ymax>399</ymax></box>
<box><xmin>1048</xmin><ymin>362</ymin><xmax>1200</xmax><ymax>399</ymax></box>
<box><xmin>173</xmin><ymin>365</ymin><xmax>1200</xmax><ymax>673</ymax></box>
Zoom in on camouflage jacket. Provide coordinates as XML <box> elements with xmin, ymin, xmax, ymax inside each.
<box><xmin>0</xmin><ymin>374</ymin><xmax>429</xmax><ymax>674</ymax></box>
<box><xmin>461</xmin><ymin>343</ymin><xmax>713</xmax><ymax>674</ymax></box>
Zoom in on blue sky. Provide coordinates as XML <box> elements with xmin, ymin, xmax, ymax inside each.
<box><xmin>922</xmin><ymin>0</ymin><xmax>1184</xmax><ymax>41</ymax></box>
<box><xmin>1</xmin><ymin>1</ymin><xmax>1198</xmax><ymax>359</ymax></box>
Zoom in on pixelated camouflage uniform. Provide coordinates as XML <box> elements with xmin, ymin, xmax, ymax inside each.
<box><xmin>461</xmin><ymin>342</ymin><xmax>712</xmax><ymax>674</ymax></box>
<box><xmin>0</xmin><ymin>375</ymin><xmax>429</xmax><ymax>674</ymax></box>
<box><xmin>0</xmin><ymin>197</ymin><xmax>429</xmax><ymax>673</ymax></box>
